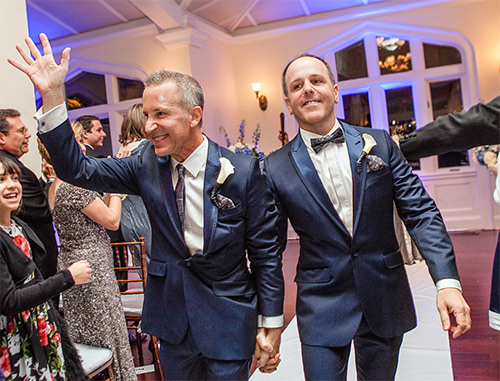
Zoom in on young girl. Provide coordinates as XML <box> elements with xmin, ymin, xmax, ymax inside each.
<box><xmin>0</xmin><ymin>156</ymin><xmax>91</xmax><ymax>380</ymax></box>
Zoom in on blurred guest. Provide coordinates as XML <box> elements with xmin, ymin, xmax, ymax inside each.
<box><xmin>0</xmin><ymin>155</ymin><xmax>91</xmax><ymax>380</ymax></box>
<box><xmin>398</xmin><ymin>96</ymin><xmax>500</xmax><ymax>160</ymax></box>
<box><xmin>41</xmin><ymin>123</ymin><xmax>136</xmax><ymax>381</ymax></box>
<box><xmin>117</xmin><ymin>104</ymin><xmax>152</xmax><ymax>267</ymax></box>
<box><xmin>0</xmin><ymin>109</ymin><xmax>58</xmax><ymax>281</ymax></box>
<box><xmin>397</xmin><ymin>97</ymin><xmax>500</xmax><ymax>331</ymax></box>
<box><xmin>76</xmin><ymin>115</ymin><xmax>106</xmax><ymax>158</ymax></box>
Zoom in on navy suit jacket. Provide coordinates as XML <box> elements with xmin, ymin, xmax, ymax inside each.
<box><xmin>39</xmin><ymin>120</ymin><xmax>284</xmax><ymax>360</ymax></box>
<box><xmin>265</xmin><ymin>122</ymin><xmax>459</xmax><ymax>347</ymax></box>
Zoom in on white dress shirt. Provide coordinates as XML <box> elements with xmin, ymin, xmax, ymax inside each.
<box><xmin>299</xmin><ymin>118</ymin><xmax>461</xmax><ymax>292</ymax></box>
<box><xmin>301</xmin><ymin>120</ymin><xmax>353</xmax><ymax>235</ymax></box>
<box><xmin>170</xmin><ymin>137</ymin><xmax>207</xmax><ymax>256</ymax></box>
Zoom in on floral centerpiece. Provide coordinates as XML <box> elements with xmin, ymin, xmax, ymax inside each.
<box><xmin>219</xmin><ymin>120</ymin><xmax>265</xmax><ymax>161</ymax></box>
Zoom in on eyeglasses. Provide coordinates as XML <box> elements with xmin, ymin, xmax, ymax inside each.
<box><xmin>12</xmin><ymin>127</ymin><xmax>29</xmax><ymax>135</ymax></box>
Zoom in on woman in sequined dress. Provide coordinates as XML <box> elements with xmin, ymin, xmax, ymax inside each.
<box><xmin>41</xmin><ymin>123</ymin><xmax>137</xmax><ymax>381</ymax></box>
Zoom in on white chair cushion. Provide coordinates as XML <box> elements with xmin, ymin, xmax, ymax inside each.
<box><xmin>121</xmin><ymin>293</ymin><xmax>144</xmax><ymax>317</ymax></box>
<box><xmin>75</xmin><ymin>343</ymin><xmax>113</xmax><ymax>374</ymax></box>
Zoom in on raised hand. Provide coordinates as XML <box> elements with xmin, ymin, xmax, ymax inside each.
<box><xmin>7</xmin><ymin>33</ymin><xmax>70</xmax><ymax>112</ymax></box>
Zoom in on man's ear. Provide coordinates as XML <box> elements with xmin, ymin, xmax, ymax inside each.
<box><xmin>0</xmin><ymin>133</ymin><xmax>6</xmax><ymax>145</ymax></box>
<box><xmin>285</xmin><ymin>98</ymin><xmax>294</xmax><ymax>116</ymax></box>
<box><xmin>189</xmin><ymin>106</ymin><xmax>203</xmax><ymax>128</ymax></box>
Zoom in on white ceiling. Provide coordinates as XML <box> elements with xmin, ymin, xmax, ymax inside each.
<box><xmin>26</xmin><ymin>0</ymin><xmax>394</xmax><ymax>43</ymax></box>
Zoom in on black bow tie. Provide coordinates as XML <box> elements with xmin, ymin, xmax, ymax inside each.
<box><xmin>310</xmin><ymin>128</ymin><xmax>345</xmax><ymax>153</ymax></box>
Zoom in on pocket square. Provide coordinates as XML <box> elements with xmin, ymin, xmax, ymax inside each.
<box><xmin>366</xmin><ymin>155</ymin><xmax>387</xmax><ymax>172</ymax></box>
<box><xmin>210</xmin><ymin>184</ymin><xmax>236</xmax><ymax>209</ymax></box>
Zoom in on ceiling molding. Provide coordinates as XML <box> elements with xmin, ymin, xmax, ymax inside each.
<box><xmin>229</xmin><ymin>0</ymin><xmax>458</xmax><ymax>41</ymax></box>
<box><xmin>46</xmin><ymin>17</ymin><xmax>159</xmax><ymax>54</ymax></box>
<box><xmin>156</xmin><ymin>27</ymin><xmax>209</xmax><ymax>49</ymax></box>
<box><xmin>130</xmin><ymin>0</ymin><xmax>187</xmax><ymax>30</ymax></box>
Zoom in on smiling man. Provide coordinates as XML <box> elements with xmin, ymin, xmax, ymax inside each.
<box><xmin>9</xmin><ymin>33</ymin><xmax>284</xmax><ymax>380</ymax></box>
<box><xmin>264</xmin><ymin>54</ymin><xmax>471</xmax><ymax>380</ymax></box>
<box><xmin>0</xmin><ymin>109</ymin><xmax>59</xmax><ymax>281</ymax></box>
<box><xmin>76</xmin><ymin>115</ymin><xmax>107</xmax><ymax>158</ymax></box>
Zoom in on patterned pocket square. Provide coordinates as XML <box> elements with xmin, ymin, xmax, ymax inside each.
<box><xmin>366</xmin><ymin>155</ymin><xmax>387</xmax><ymax>172</ymax></box>
<box><xmin>210</xmin><ymin>184</ymin><xmax>236</xmax><ymax>209</ymax></box>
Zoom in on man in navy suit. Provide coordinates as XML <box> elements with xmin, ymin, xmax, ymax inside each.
<box><xmin>10</xmin><ymin>34</ymin><xmax>284</xmax><ymax>380</ymax></box>
<box><xmin>264</xmin><ymin>54</ymin><xmax>471</xmax><ymax>380</ymax></box>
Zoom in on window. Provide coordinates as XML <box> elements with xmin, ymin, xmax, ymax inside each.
<box><xmin>326</xmin><ymin>27</ymin><xmax>470</xmax><ymax>174</ymax></box>
<box><xmin>65</xmin><ymin>72</ymin><xmax>107</xmax><ymax>109</ymax></box>
<box><xmin>335</xmin><ymin>41</ymin><xmax>368</xmax><ymax>82</ymax></box>
<box><xmin>62</xmin><ymin>69</ymin><xmax>145</xmax><ymax>157</ymax></box>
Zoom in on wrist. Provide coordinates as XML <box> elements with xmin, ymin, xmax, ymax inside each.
<box><xmin>109</xmin><ymin>193</ymin><xmax>126</xmax><ymax>201</ymax></box>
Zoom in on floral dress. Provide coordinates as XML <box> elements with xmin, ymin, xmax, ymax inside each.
<box><xmin>0</xmin><ymin>221</ymin><xmax>67</xmax><ymax>380</ymax></box>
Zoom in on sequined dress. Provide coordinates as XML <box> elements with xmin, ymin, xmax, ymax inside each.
<box><xmin>52</xmin><ymin>182</ymin><xmax>136</xmax><ymax>381</ymax></box>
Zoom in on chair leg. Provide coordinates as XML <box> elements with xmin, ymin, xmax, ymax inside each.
<box><xmin>136</xmin><ymin>326</ymin><xmax>144</xmax><ymax>366</ymax></box>
<box><xmin>151</xmin><ymin>336</ymin><xmax>164</xmax><ymax>381</ymax></box>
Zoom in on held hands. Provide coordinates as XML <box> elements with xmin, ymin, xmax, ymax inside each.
<box><xmin>436</xmin><ymin>287</ymin><xmax>471</xmax><ymax>338</ymax></box>
<box><xmin>254</xmin><ymin>327</ymin><xmax>281</xmax><ymax>373</ymax></box>
<box><xmin>8</xmin><ymin>33</ymin><xmax>69</xmax><ymax>112</ymax></box>
<box><xmin>67</xmin><ymin>259</ymin><xmax>92</xmax><ymax>285</ymax></box>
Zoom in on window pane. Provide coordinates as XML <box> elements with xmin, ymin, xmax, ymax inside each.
<box><xmin>65</xmin><ymin>72</ymin><xmax>107</xmax><ymax>109</ymax></box>
<box><xmin>430</xmin><ymin>79</ymin><xmax>468</xmax><ymax>168</ymax></box>
<box><xmin>342</xmin><ymin>93</ymin><xmax>371</xmax><ymax>127</ymax></box>
<box><xmin>92</xmin><ymin>117</ymin><xmax>113</xmax><ymax>158</ymax></box>
<box><xmin>377</xmin><ymin>37</ymin><xmax>412</xmax><ymax>75</ymax></box>
<box><xmin>335</xmin><ymin>40</ymin><xmax>368</xmax><ymax>82</ymax></box>
<box><xmin>385</xmin><ymin>86</ymin><xmax>420</xmax><ymax>170</ymax></box>
<box><xmin>118</xmin><ymin>77</ymin><xmax>145</xmax><ymax>102</ymax></box>
<box><xmin>424</xmin><ymin>43</ymin><xmax>462</xmax><ymax>69</ymax></box>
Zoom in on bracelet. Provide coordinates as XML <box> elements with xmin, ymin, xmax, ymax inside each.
<box><xmin>109</xmin><ymin>193</ymin><xmax>127</xmax><ymax>201</ymax></box>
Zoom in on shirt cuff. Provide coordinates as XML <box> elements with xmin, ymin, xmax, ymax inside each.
<box><xmin>436</xmin><ymin>278</ymin><xmax>462</xmax><ymax>293</ymax></box>
<box><xmin>489</xmin><ymin>310</ymin><xmax>500</xmax><ymax>331</ymax></box>
<box><xmin>34</xmin><ymin>103</ymin><xmax>68</xmax><ymax>133</ymax></box>
<box><xmin>258</xmin><ymin>315</ymin><xmax>283</xmax><ymax>328</ymax></box>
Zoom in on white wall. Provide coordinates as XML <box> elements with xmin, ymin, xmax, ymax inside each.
<box><xmin>0</xmin><ymin>0</ymin><xmax>40</xmax><ymax>175</ymax></box>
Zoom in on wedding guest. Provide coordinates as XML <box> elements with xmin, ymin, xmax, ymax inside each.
<box><xmin>40</xmin><ymin>122</ymin><xmax>136</xmax><ymax>381</ymax></box>
<box><xmin>264</xmin><ymin>53</ymin><xmax>471</xmax><ymax>379</ymax></box>
<box><xmin>10</xmin><ymin>33</ymin><xmax>284</xmax><ymax>380</ymax></box>
<box><xmin>0</xmin><ymin>155</ymin><xmax>91</xmax><ymax>380</ymax></box>
<box><xmin>116</xmin><ymin>103</ymin><xmax>152</xmax><ymax>268</ymax></box>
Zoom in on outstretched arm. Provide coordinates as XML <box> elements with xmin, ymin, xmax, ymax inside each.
<box><xmin>8</xmin><ymin>33</ymin><xmax>69</xmax><ymax>112</ymax></box>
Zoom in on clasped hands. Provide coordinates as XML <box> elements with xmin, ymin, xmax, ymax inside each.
<box><xmin>254</xmin><ymin>327</ymin><xmax>281</xmax><ymax>373</ymax></box>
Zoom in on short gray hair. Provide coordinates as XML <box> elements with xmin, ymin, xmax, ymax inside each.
<box><xmin>144</xmin><ymin>70</ymin><xmax>204</xmax><ymax>112</ymax></box>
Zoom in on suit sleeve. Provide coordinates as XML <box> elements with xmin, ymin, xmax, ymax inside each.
<box><xmin>38</xmin><ymin>120</ymin><xmax>141</xmax><ymax>195</ymax></box>
<box><xmin>386</xmin><ymin>132</ymin><xmax>460</xmax><ymax>283</ymax></box>
<box><xmin>400</xmin><ymin>96</ymin><xmax>500</xmax><ymax>160</ymax></box>
<box><xmin>245</xmin><ymin>158</ymin><xmax>284</xmax><ymax>318</ymax></box>
<box><xmin>0</xmin><ymin>248</ymin><xmax>74</xmax><ymax>316</ymax></box>
<box><xmin>263</xmin><ymin>156</ymin><xmax>289</xmax><ymax>254</ymax></box>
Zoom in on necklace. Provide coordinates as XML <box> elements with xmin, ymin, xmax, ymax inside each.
<box><xmin>0</xmin><ymin>220</ymin><xmax>22</xmax><ymax>237</ymax></box>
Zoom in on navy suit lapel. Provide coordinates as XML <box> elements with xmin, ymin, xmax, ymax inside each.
<box><xmin>342</xmin><ymin>123</ymin><xmax>366</xmax><ymax>237</ymax></box>
<box><xmin>289</xmin><ymin>134</ymin><xmax>348</xmax><ymax>234</ymax></box>
<box><xmin>203</xmin><ymin>139</ymin><xmax>220</xmax><ymax>254</ymax></box>
<box><xmin>156</xmin><ymin>155</ymin><xmax>187</xmax><ymax>254</ymax></box>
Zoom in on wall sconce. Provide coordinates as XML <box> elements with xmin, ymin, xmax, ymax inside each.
<box><xmin>252</xmin><ymin>82</ymin><xmax>268</xmax><ymax>111</ymax></box>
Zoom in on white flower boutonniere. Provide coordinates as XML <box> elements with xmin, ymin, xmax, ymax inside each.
<box><xmin>212</xmin><ymin>157</ymin><xmax>236</xmax><ymax>209</ymax></box>
<box><xmin>356</xmin><ymin>134</ymin><xmax>377</xmax><ymax>173</ymax></box>
<box><xmin>217</xmin><ymin>157</ymin><xmax>235</xmax><ymax>184</ymax></box>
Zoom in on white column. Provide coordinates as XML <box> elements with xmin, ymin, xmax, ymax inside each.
<box><xmin>0</xmin><ymin>0</ymin><xmax>41</xmax><ymax>175</ymax></box>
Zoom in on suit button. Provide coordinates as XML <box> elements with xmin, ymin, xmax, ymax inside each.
<box><xmin>352</xmin><ymin>250</ymin><xmax>361</xmax><ymax>257</ymax></box>
<box><xmin>185</xmin><ymin>261</ymin><xmax>191</xmax><ymax>267</ymax></box>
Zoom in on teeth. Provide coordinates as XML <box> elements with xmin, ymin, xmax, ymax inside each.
<box><xmin>305</xmin><ymin>101</ymin><xmax>319</xmax><ymax>106</ymax></box>
<box><xmin>153</xmin><ymin>134</ymin><xmax>168</xmax><ymax>142</ymax></box>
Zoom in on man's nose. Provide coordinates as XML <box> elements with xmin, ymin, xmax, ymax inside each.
<box><xmin>303</xmin><ymin>81</ymin><xmax>314</xmax><ymax>94</ymax></box>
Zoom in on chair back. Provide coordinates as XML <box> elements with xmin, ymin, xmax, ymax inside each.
<box><xmin>111</xmin><ymin>237</ymin><xmax>147</xmax><ymax>294</ymax></box>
